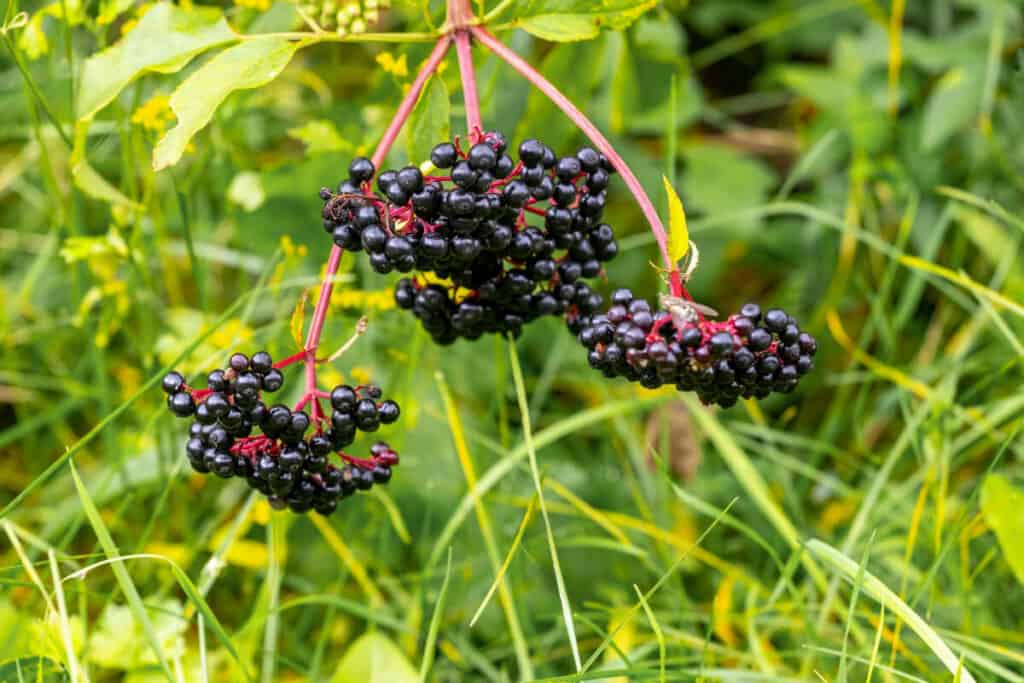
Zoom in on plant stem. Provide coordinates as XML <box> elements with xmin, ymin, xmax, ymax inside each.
<box><xmin>471</xmin><ymin>27</ymin><xmax>679</xmax><ymax>284</ymax></box>
<box><xmin>454</xmin><ymin>30</ymin><xmax>482</xmax><ymax>140</ymax></box>
<box><xmin>298</xmin><ymin>35</ymin><xmax>453</xmax><ymax>404</ymax></box>
<box><xmin>449</xmin><ymin>0</ymin><xmax>482</xmax><ymax>140</ymax></box>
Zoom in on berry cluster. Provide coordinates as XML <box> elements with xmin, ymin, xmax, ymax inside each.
<box><xmin>575</xmin><ymin>291</ymin><xmax>817</xmax><ymax>408</ymax></box>
<box><xmin>162</xmin><ymin>352</ymin><xmax>401</xmax><ymax>515</ymax></box>
<box><xmin>320</xmin><ymin>131</ymin><xmax>616</xmax><ymax>344</ymax></box>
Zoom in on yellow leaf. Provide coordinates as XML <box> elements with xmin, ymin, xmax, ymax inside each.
<box><xmin>712</xmin><ymin>572</ymin><xmax>739</xmax><ymax>646</ymax></box>
<box><xmin>663</xmin><ymin>175</ymin><xmax>689</xmax><ymax>265</ymax></box>
<box><xmin>290</xmin><ymin>291</ymin><xmax>307</xmax><ymax>349</ymax></box>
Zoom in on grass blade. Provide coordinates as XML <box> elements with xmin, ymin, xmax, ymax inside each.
<box><xmin>68</xmin><ymin>460</ymin><xmax>174</xmax><ymax>683</ymax></box>
<box><xmin>508</xmin><ymin>337</ymin><xmax>582</xmax><ymax>671</ymax></box>
<box><xmin>681</xmin><ymin>395</ymin><xmax>827</xmax><ymax>589</ymax></box>
<box><xmin>436</xmin><ymin>370</ymin><xmax>534</xmax><ymax>679</ymax></box>
<box><xmin>308</xmin><ymin>513</ymin><xmax>383</xmax><ymax>605</ymax></box>
<box><xmin>807</xmin><ymin>539</ymin><xmax>977</xmax><ymax>683</ymax></box>
<box><xmin>470</xmin><ymin>495</ymin><xmax>537</xmax><ymax>627</ymax></box>
<box><xmin>633</xmin><ymin>584</ymin><xmax>665</xmax><ymax>683</ymax></box>
<box><xmin>418</xmin><ymin>548</ymin><xmax>452</xmax><ymax>683</ymax></box>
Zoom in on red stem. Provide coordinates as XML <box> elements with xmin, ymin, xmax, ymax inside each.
<box><xmin>295</xmin><ymin>35</ymin><xmax>453</xmax><ymax>411</ymax></box>
<box><xmin>471</xmin><ymin>26</ymin><xmax>678</xmax><ymax>280</ymax></box>
<box><xmin>454</xmin><ymin>29</ymin><xmax>482</xmax><ymax>141</ymax></box>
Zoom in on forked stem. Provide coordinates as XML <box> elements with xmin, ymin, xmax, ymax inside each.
<box><xmin>298</xmin><ymin>35</ymin><xmax>453</xmax><ymax>406</ymax></box>
<box><xmin>470</xmin><ymin>26</ymin><xmax>683</xmax><ymax>292</ymax></box>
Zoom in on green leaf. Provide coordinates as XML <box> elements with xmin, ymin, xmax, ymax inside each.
<box><xmin>87</xmin><ymin>600</ymin><xmax>187</xmax><ymax>670</ymax></box>
<box><xmin>331</xmin><ymin>633</ymin><xmax>417</xmax><ymax>683</ymax></box>
<box><xmin>70</xmin><ymin>159</ymin><xmax>142</xmax><ymax>210</ymax></box>
<box><xmin>663</xmin><ymin>175</ymin><xmax>688</xmax><ymax>265</ymax></box>
<box><xmin>980</xmin><ymin>474</ymin><xmax>1024</xmax><ymax>585</ymax></box>
<box><xmin>153</xmin><ymin>37</ymin><xmax>300</xmax><ymax>171</ymax></box>
<box><xmin>226</xmin><ymin>172</ymin><xmax>266</xmax><ymax>212</ymax></box>
<box><xmin>287</xmin><ymin>120</ymin><xmax>352</xmax><ymax>156</ymax></box>
<box><xmin>406</xmin><ymin>74</ymin><xmax>450</xmax><ymax>166</ymax></box>
<box><xmin>503</xmin><ymin>0</ymin><xmax>657</xmax><ymax>42</ymax></box>
<box><xmin>69</xmin><ymin>118</ymin><xmax>141</xmax><ymax>210</ymax></box>
<box><xmin>921</xmin><ymin>61</ymin><xmax>985</xmax><ymax>151</ymax></box>
<box><xmin>76</xmin><ymin>3</ymin><xmax>236</xmax><ymax>120</ymax></box>
<box><xmin>0</xmin><ymin>657</ymin><xmax>67</xmax><ymax>681</ymax></box>
<box><xmin>632</xmin><ymin>12</ymin><xmax>684</xmax><ymax>63</ymax></box>
<box><xmin>680</xmin><ymin>144</ymin><xmax>775</xmax><ymax>217</ymax></box>
<box><xmin>518</xmin><ymin>15</ymin><xmax>601</xmax><ymax>42</ymax></box>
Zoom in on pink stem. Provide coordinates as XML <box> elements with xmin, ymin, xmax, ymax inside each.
<box><xmin>297</xmin><ymin>35</ymin><xmax>453</xmax><ymax>407</ymax></box>
<box><xmin>454</xmin><ymin>29</ymin><xmax>482</xmax><ymax>141</ymax></box>
<box><xmin>372</xmin><ymin>35</ymin><xmax>453</xmax><ymax>169</ymax></box>
<box><xmin>471</xmin><ymin>26</ymin><xmax>678</xmax><ymax>279</ymax></box>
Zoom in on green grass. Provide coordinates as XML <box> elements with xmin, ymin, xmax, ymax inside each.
<box><xmin>1</xmin><ymin>0</ymin><xmax>1023</xmax><ymax>681</ymax></box>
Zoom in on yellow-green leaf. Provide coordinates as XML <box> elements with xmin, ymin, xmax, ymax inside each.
<box><xmin>502</xmin><ymin>0</ymin><xmax>658</xmax><ymax>42</ymax></box>
<box><xmin>288</xmin><ymin>120</ymin><xmax>351</xmax><ymax>156</ymax></box>
<box><xmin>980</xmin><ymin>474</ymin><xmax>1024</xmax><ymax>585</ymax></box>
<box><xmin>153</xmin><ymin>37</ymin><xmax>300</xmax><ymax>171</ymax></box>
<box><xmin>76</xmin><ymin>3</ymin><xmax>235</xmax><ymax>120</ymax></box>
<box><xmin>71</xmin><ymin>159</ymin><xmax>142</xmax><ymax>210</ymax></box>
<box><xmin>663</xmin><ymin>175</ymin><xmax>688</xmax><ymax>265</ymax></box>
<box><xmin>518</xmin><ymin>14</ymin><xmax>602</xmax><ymax>42</ymax></box>
<box><xmin>331</xmin><ymin>632</ymin><xmax>417</xmax><ymax>683</ymax></box>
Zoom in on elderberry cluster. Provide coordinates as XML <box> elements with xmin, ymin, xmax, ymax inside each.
<box><xmin>320</xmin><ymin>131</ymin><xmax>617</xmax><ymax>344</ymax></box>
<box><xmin>162</xmin><ymin>352</ymin><xmax>402</xmax><ymax>515</ymax></box>
<box><xmin>576</xmin><ymin>290</ymin><xmax>817</xmax><ymax>408</ymax></box>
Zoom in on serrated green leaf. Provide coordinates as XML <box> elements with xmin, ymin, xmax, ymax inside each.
<box><xmin>331</xmin><ymin>633</ymin><xmax>417</xmax><ymax>683</ymax></box>
<box><xmin>153</xmin><ymin>37</ymin><xmax>300</xmax><ymax>171</ymax></box>
<box><xmin>981</xmin><ymin>474</ymin><xmax>1024</xmax><ymax>585</ymax></box>
<box><xmin>502</xmin><ymin>0</ymin><xmax>657</xmax><ymax>42</ymax></box>
<box><xmin>663</xmin><ymin>175</ymin><xmax>688</xmax><ymax>265</ymax></box>
<box><xmin>406</xmin><ymin>74</ymin><xmax>449</xmax><ymax>165</ymax></box>
<box><xmin>76</xmin><ymin>3</ymin><xmax>236</xmax><ymax>120</ymax></box>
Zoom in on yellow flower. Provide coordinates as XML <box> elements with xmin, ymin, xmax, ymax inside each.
<box><xmin>235</xmin><ymin>0</ymin><xmax>271</xmax><ymax>10</ymax></box>
<box><xmin>131</xmin><ymin>94</ymin><xmax>174</xmax><ymax>134</ymax></box>
<box><xmin>348</xmin><ymin>366</ymin><xmax>371</xmax><ymax>386</ymax></box>
<box><xmin>375</xmin><ymin>51</ymin><xmax>408</xmax><ymax>78</ymax></box>
<box><xmin>331</xmin><ymin>288</ymin><xmax>395</xmax><ymax>312</ymax></box>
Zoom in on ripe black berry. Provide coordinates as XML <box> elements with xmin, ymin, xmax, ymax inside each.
<box><xmin>575</xmin><ymin>291</ymin><xmax>817</xmax><ymax>407</ymax></box>
<box><xmin>162</xmin><ymin>371</ymin><xmax>185</xmax><ymax>394</ymax></box>
<box><xmin>322</xmin><ymin>131</ymin><xmax>620</xmax><ymax>344</ymax></box>
<box><xmin>168</xmin><ymin>392</ymin><xmax>195</xmax><ymax>417</ymax></box>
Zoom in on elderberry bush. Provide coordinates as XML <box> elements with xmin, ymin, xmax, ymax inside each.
<box><xmin>575</xmin><ymin>290</ymin><xmax>817</xmax><ymax>408</ymax></box>
<box><xmin>320</xmin><ymin>131</ymin><xmax>617</xmax><ymax>344</ymax></box>
<box><xmin>163</xmin><ymin>352</ymin><xmax>401</xmax><ymax>515</ymax></box>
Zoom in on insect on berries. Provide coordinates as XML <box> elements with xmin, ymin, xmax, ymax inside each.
<box><xmin>319</xmin><ymin>130</ymin><xmax>616</xmax><ymax>344</ymax></box>
<box><xmin>162</xmin><ymin>352</ymin><xmax>403</xmax><ymax>515</ymax></box>
<box><xmin>574</xmin><ymin>290</ymin><xmax>818</xmax><ymax>408</ymax></box>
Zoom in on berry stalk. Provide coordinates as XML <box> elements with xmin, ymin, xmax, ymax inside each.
<box><xmin>299</xmin><ymin>34</ymin><xmax>453</xmax><ymax>407</ymax></box>
<box><xmin>470</xmin><ymin>27</ymin><xmax>681</xmax><ymax>288</ymax></box>
<box><xmin>453</xmin><ymin>30</ymin><xmax>482</xmax><ymax>141</ymax></box>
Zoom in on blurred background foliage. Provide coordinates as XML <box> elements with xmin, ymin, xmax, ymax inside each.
<box><xmin>1</xmin><ymin>0</ymin><xmax>1023</xmax><ymax>680</ymax></box>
